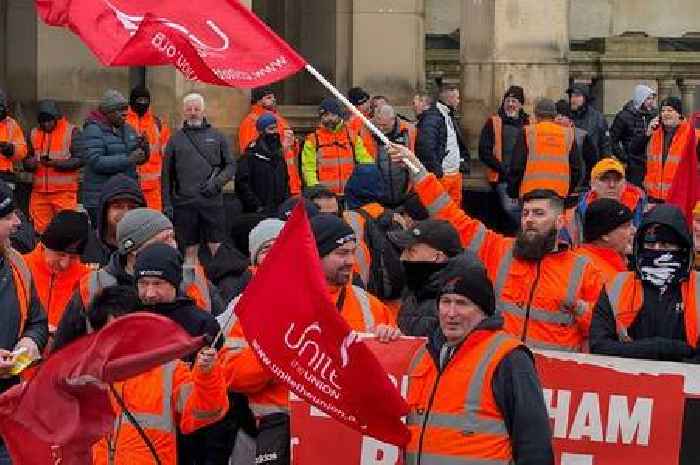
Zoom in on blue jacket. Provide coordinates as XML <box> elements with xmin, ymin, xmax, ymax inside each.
<box><xmin>80</xmin><ymin>111</ymin><xmax>142</xmax><ymax>208</ymax></box>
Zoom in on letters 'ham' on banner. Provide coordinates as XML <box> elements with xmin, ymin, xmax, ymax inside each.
<box><xmin>234</xmin><ymin>204</ymin><xmax>410</xmax><ymax>446</ymax></box>
<box><xmin>35</xmin><ymin>0</ymin><xmax>307</xmax><ymax>87</ymax></box>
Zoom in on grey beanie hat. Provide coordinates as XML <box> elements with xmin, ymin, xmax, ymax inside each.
<box><xmin>117</xmin><ymin>208</ymin><xmax>173</xmax><ymax>255</ymax></box>
<box><xmin>99</xmin><ymin>89</ymin><xmax>128</xmax><ymax>113</ymax></box>
<box><xmin>249</xmin><ymin>218</ymin><xmax>285</xmax><ymax>265</ymax></box>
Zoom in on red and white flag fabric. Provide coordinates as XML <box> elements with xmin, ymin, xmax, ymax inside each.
<box><xmin>667</xmin><ymin>112</ymin><xmax>700</xmax><ymax>226</ymax></box>
<box><xmin>35</xmin><ymin>0</ymin><xmax>307</xmax><ymax>87</ymax></box>
<box><xmin>234</xmin><ymin>204</ymin><xmax>411</xmax><ymax>446</ymax></box>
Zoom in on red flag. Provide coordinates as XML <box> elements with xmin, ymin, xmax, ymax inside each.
<box><xmin>0</xmin><ymin>313</ymin><xmax>205</xmax><ymax>465</ymax></box>
<box><xmin>35</xmin><ymin>0</ymin><xmax>306</xmax><ymax>87</ymax></box>
<box><xmin>667</xmin><ymin>113</ymin><xmax>700</xmax><ymax>226</ymax></box>
<box><xmin>235</xmin><ymin>204</ymin><xmax>410</xmax><ymax>446</ymax></box>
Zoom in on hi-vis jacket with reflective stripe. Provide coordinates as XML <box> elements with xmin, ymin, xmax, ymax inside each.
<box><xmin>413</xmin><ymin>169</ymin><xmax>604</xmax><ymax>352</ymax></box>
<box><xmin>92</xmin><ymin>360</ymin><xmax>228</xmax><ymax>465</ymax></box>
<box><xmin>520</xmin><ymin>121</ymin><xmax>574</xmax><ymax>198</ymax></box>
<box><xmin>606</xmin><ymin>271</ymin><xmax>700</xmax><ymax>347</ymax></box>
<box><xmin>223</xmin><ymin>283</ymin><xmax>394</xmax><ymax>419</ymax></box>
<box><xmin>343</xmin><ymin>203</ymin><xmax>385</xmax><ymax>288</ymax></box>
<box><xmin>29</xmin><ymin>119</ymin><xmax>79</xmax><ymax>193</ymax></box>
<box><xmin>644</xmin><ymin>120</ymin><xmax>693</xmax><ymax>201</ymax></box>
<box><xmin>406</xmin><ymin>330</ymin><xmax>521</xmax><ymax>465</ymax></box>
<box><xmin>0</xmin><ymin>116</ymin><xmax>28</xmax><ymax>172</ymax></box>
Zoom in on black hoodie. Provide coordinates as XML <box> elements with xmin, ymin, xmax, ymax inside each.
<box><xmin>590</xmin><ymin>204</ymin><xmax>697</xmax><ymax>361</ymax></box>
<box><xmin>566</xmin><ymin>84</ymin><xmax>612</xmax><ymax>157</ymax></box>
<box><xmin>24</xmin><ymin>100</ymin><xmax>84</xmax><ymax>175</ymax></box>
<box><xmin>81</xmin><ymin>174</ymin><xmax>146</xmax><ymax>266</ymax></box>
<box><xmin>478</xmin><ymin>98</ymin><xmax>530</xmax><ymax>183</ymax></box>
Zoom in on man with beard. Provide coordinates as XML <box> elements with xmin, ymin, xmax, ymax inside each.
<box><xmin>590</xmin><ymin>204</ymin><xmax>700</xmax><ymax>362</ymax></box>
<box><xmin>390</xmin><ymin>145</ymin><xmax>603</xmax><ymax>352</ymax></box>
<box><xmin>236</xmin><ymin>113</ymin><xmax>291</xmax><ymax>216</ymax></box>
<box><xmin>126</xmin><ymin>85</ymin><xmax>171</xmax><ymax>211</ymax></box>
<box><xmin>479</xmin><ymin>86</ymin><xmax>529</xmax><ymax>227</ymax></box>
<box><xmin>387</xmin><ymin>219</ymin><xmax>463</xmax><ymax>336</ymax></box>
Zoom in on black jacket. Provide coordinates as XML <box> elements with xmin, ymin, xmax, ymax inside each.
<box><xmin>590</xmin><ymin>205</ymin><xmax>697</xmax><ymax>361</ymax></box>
<box><xmin>81</xmin><ymin>174</ymin><xmax>146</xmax><ymax>266</ymax></box>
<box><xmin>162</xmin><ymin>120</ymin><xmax>236</xmax><ymax>209</ymax></box>
<box><xmin>24</xmin><ymin>100</ymin><xmax>84</xmax><ymax>173</ymax></box>
<box><xmin>199</xmin><ymin>243</ymin><xmax>250</xmax><ymax>305</ymax></box>
<box><xmin>610</xmin><ymin>100</ymin><xmax>655</xmax><ymax>164</ymax></box>
<box><xmin>415</xmin><ymin>101</ymin><xmax>469</xmax><ymax>178</ymax></box>
<box><xmin>397</xmin><ymin>271</ymin><xmax>441</xmax><ymax>337</ymax></box>
<box><xmin>420</xmin><ymin>317</ymin><xmax>554</xmax><ymax>465</ymax></box>
<box><xmin>568</xmin><ymin>84</ymin><xmax>611</xmax><ymax>157</ymax></box>
<box><xmin>478</xmin><ymin>108</ymin><xmax>529</xmax><ymax>183</ymax></box>
<box><xmin>236</xmin><ymin>137</ymin><xmax>290</xmax><ymax>216</ymax></box>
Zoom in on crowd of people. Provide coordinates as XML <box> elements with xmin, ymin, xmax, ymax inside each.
<box><xmin>0</xmin><ymin>76</ymin><xmax>698</xmax><ymax>465</ymax></box>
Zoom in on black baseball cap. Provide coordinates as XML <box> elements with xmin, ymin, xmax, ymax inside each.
<box><xmin>387</xmin><ymin>219</ymin><xmax>462</xmax><ymax>257</ymax></box>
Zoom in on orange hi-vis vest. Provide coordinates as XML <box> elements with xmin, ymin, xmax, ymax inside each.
<box><xmin>342</xmin><ymin>203</ymin><xmax>385</xmax><ymax>288</ymax></box>
<box><xmin>405</xmin><ymin>330</ymin><xmax>521</xmax><ymax>465</ymax></box>
<box><xmin>79</xmin><ymin>264</ymin><xmax>212</xmax><ymax>316</ymax></box>
<box><xmin>93</xmin><ymin>360</ymin><xmax>228</xmax><ymax>465</ymax></box>
<box><xmin>5</xmin><ymin>249</ymin><xmax>31</xmax><ymax>338</ymax></box>
<box><xmin>644</xmin><ymin>120</ymin><xmax>692</xmax><ymax>201</ymax></box>
<box><xmin>0</xmin><ymin>116</ymin><xmax>28</xmax><ymax>171</ymax></box>
<box><xmin>307</xmin><ymin>126</ymin><xmax>358</xmax><ymax>195</ymax></box>
<box><xmin>29</xmin><ymin>119</ymin><xmax>77</xmax><ymax>193</ymax></box>
<box><xmin>607</xmin><ymin>271</ymin><xmax>700</xmax><ymax>346</ymax></box>
<box><xmin>224</xmin><ymin>283</ymin><xmax>393</xmax><ymax>419</ymax></box>
<box><xmin>521</xmin><ymin>121</ymin><xmax>574</xmax><ymax>198</ymax></box>
<box><xmin>359</xmin><ymin>120</ymin><xmax>416</xmax><ymax>159</ymax></box>
<box><xmin>126</xmin><ymin>110</ymin><xmax>170</xmax><ymax>193</ymax></box>
<box><xmin>575</xmin><ymin>244</ymin><xmax>627</xmax><ymax>284</ymax></box>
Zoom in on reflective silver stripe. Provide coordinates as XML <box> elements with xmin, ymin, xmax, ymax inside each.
<box><xmin>182</xmin><ymin>266</ymin><xmax>212</xmax><ymax>313</ymax></box>
<box><xmin>406</xmin><ymin>453</ymin><xmax>509</xmax><ymax>465</ymax></box>
<box><xmin>224</xmin><ymin>336</ymin><xmax>248</xmax><ymax>351</ymax></box>
<box><xmin>468</xmin><ymin>224</ymin><xmax>486</xmax><ymax>254</ymax></box>
<box><xmin>408</xmin><ymin>346</ymin><xmax>428</xmax><ymax>374</ymax></box>
<box><xmin>519</xmin><ymin>172</ymin><xmax>570</xmax><ymax>182</ymax></box>
<box><xmin>527</xmin><ymin>154</ymin><xmax>571</xmax><ymax>163</ymax></box>
<box><xmin>497</xmin><ymin>301</ymin><xmax>574</xmax><ymax>326</ymax></box>
<box><xmin>607</xmin><ymin>272</ymin><xmax>631</xmax><ymax>340</ymax></box>
<box><xmin>351</xmin><ymin>285</ymin><xmax>375</xmax><ymax>330</ymax></box>
<box><xmin>317</xmin><ymin>155</ymin><xmax>354</xmax><ymax>166</ymax></box>
<box><xmin>493</xmin><ymin>246</ymin><xmax>514</xmax><ymax>302</ymax></box>
<box><xmin>177</xmin><ymin>383</ymin><xmax>193</xmax><ymax>412</ymax></box>
<box><xmin>7</xmin><ymin>249</ymin><xmax>33</xmax><ymax>332</ymax></box>
<box><xmin>251</xmin><ymin>403</ymin><xmax>290</xmax><ymax>416</ymax></box>
<box><xmin>140</xmin><ymin>171</ymin><xmax>161</xmax><ymax>182</ymax></box>
<box><xmin>527</xmin><ymin>339</ymin><xmax>579</xmax><ymax>352</ymax></box>
<box><xmin>119</xmin><ymin>361</ymin><xmax>176</xmax><ymax>433</ymax></box>
<box><xmin>426</xmin><ymin>192</ymin><xmax>451</xmax><ymax>217</ymax></box>
<box><xmin>564</xmin><ymin>256</ymin><xmax>588</xmax><ymax>308</ymax></box>
<box><xmin>345</xmin><ymin>212</ymin><xmax>370</xmax><ymax>285</ymax></box>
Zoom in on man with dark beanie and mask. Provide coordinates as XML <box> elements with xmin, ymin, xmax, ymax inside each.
<box><xmin>236</xmin><ymin>112</ymin><xmax>291</xmax><ymax>215</ymax></box>
<box><xmin>23</xmin><ymin>99</ymin><xmax>83</xmax><ymax>234</ymax></box>
<box><xmin>0</xmin><ymin>89</ymin><xmax>28</xmax><ymax>186</ymax></box>
<box><xmin>388</xmin><ymin>219</ymin><xmax>463</xmax><ymax>336</ymax></box>
<box><xmin>126</xmin><ymin>85</ymin><xmax>171</xmax><ymax>211</ymax></box>
<box><xmin>590</xmin><ymin>204</ymin><xmax>700</xmax><ymax>362</ymax></box>
<box><xmin>390</xmin><ymin>145</ymin><xmax>604</xmax><ymax>352</ymax></box>
<box><xmin>405</xmin><ymin>253</ymin><xmax>553</xmax><ymax>465</ymax></box>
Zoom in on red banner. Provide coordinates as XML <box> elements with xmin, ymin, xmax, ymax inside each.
<box><xmin>35</xmin><ymin>0</ymin><xmax>306</xmax><ymax>87</ymax></box>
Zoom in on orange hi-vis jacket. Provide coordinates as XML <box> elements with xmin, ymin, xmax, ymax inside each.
<box><xmin>4</xmin><ymin>249</ymin><xmax>32</xmax><ymax>337</ymax></box>
<box><xmin>79</xmin><ymin>264</ymin><xmax>213</xmax><ymax>315</ymax></box>
<box><xmin>239</xmin><ymin>104</ymin><xmax>301</xmax><ymax>195</ymax></box>
<box><xmin>303</xmin><ymin>125</ymin><xmax>361</xmax><ymax>195</ymax></box>
<box><xmin>93</xmin><ymin>360</ymin><xmax>228</xmax><ymax>465</ymax></box>
<box><xmin>126</xmin><ymin>109</ymin><xmax>171</xmax><ymax>211</ymax></box>
<box><xmin>343</xmin><ymin>203</ymin><xmax>386</xmax><ymax>288</ymax></box>
<box><xmin>486</xmin><ymin>114</ymin><xmax>529</xmax><ymax>183</ymax></box>
<box><xmin>359</xmin><ymin>120</ymin><xmax>416</xmax><ymax>159</ymax></box>
<box><xmin>413</xmin><ymin>170</ymin><xmax>603</xmax><ymax>351</ymax></box>
<box><xmin>24</xmin><ymin>244</ymin><xmax>89</xmax><ymax>329</ymax></box>
<box><xmin>223</xmin><ymin>283</ymin><xmax>394</xmax><ymax>419</ymax></box>
<box><xmin>0</xmin><ymin>116</ymin><xmax>28</xmax><ymax>171</ymax></box>
<box><xmin>575</xmin><ymin>244</ymin><xmax>627</xmax><ymax>284</ymax></box>
<box><xmin>347</xmin><ymin>114</ymin><xmax>366</xmax><ymax>134</ymax></box>
<box><xmin>405</xmin><ymin>329</ymin><xmax>521</xmax><ymax>465</ymax></box>
<box><xmin>644</xmin><ymin>120</ymin><xmax>693</xmax><ymax>201</ymax></box>
<box><xmin>606</xmin><ymin>271</ymin><xmax>700</xmax><ymax>346</ymax></box>
<box><xmin>29</xmin><ymin>118</ymin><xmax>78</xmax><ymax>193</ymax></box>
<box><xmin>521</xmin><ymin>121</ymin><xmax>574</xmax><ymax>198</ymax></box>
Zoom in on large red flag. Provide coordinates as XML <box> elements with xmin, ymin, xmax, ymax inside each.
<box><xmin>0</xmin><ymin>313</ymin><xmax>205</xmax><ymax>465</ymax></box>
<box><xmin>235</xmin><ymin>204</ymin><xmax>410</xmax><ymax>446</ymax></box>
<box><xmin>667</xmin><ymin>113</ymin><xmax>700</xmax><ymax>226</ymax></box>
<box><xmin>35</xmin><ymin>0</ymin><xmax>307</xmax><ymax>87</ymax></box>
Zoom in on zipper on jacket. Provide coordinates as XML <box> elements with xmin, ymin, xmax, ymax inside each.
<box><xmin>416</xmin><ymin>358</ymin><xmax>445</xmax><ymax>465</ymax></box>
<box><xmin>521</xmin><ymin>260</ymin><xmax>542</xmax><ymax>343</ymax></box>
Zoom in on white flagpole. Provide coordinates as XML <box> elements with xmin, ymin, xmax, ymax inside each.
<box><xmin>304</xmin><ymin>64</ymin><xmax>420</xmax><ymax>174</ymax></box>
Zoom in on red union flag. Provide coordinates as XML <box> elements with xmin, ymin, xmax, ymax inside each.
<box><xmin>35</xmin><ymin>0</ymin><xmax>307</xmax><ymax>87</ymax></box>
<box><xmin>235</xmin><ymin>204</ymin><xmax>411</xmax><ymax>446</ymax></box>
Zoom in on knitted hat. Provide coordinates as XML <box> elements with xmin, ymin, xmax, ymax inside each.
<box><xmin>134</xmin><ymin>243</ymin><xmax>183</xmax><ymax>289</ymax></box>
<box><xmin>591</xmin><ymin>157</ymin><xmax>625</xmax><ymax>180</ymax></box>
<box><xmin>278</xmin><ymin>196</ymin><xmax>320</xmax><ymax>220</ymax></box>
<box><xmin>660</xmin><ymin>97</ymin><xmax>683</xmax><ymax>116</ymax></box>
<box><xmin>116</xmin><ymin>208</ymin><xmax>173</xmax><ymax>255</ymax></box>
<box><xmin>251</xmin><ymin>86</ymin><xmax>274</xmax><ymax>103</ymax></box>
<box><xmin>248</xmin><ymin>218</ymin><xmax>285</xmax><ymax>265</ymax></box>
<box><xmin>348</xmin><ymin>87</ymin><xmax>370</xmax><ymax>106</ymax></box>
<box><xmin>555</xmin><ymin>99</ymin><xmax>571</xmax><ymax>118</ymax></box>
<box><xmin>41</xmin><ymin>210</ymin><xmax>90</xmax><ymax>254</ymax></box>
<box><xmin>129</xmin><ymin>86</ymin><xmax>151</xmax><ymax>108</ymax></box>
<box><xmin>319</xmin><ymin>98</ymin><xmax>344</xmax><ymax>117</ymax></box>
<box><xmin>310</xmin><ymin>214</ymin><xmax>356</xmax><ymax>257</ymax></box>
<box><xmin>436</xmin><ymin>254</ymin><xmax>495</xmax><ymax>316</ymax></box>
<box><xmin>256</xmin><ymin>112</ymin><xmax>277</xmax><ymax>133</ymax></box>
<box><xmin>584</xmin><ymin>199</ymin><xmax>633</xmax><ymax>243</ymax></box>
<box><xmin>99</xmin><ymin>89</ymin><xmax>128</xmax><ymax>113</ymax></box>
<box><xmin>0</xmin><ymin>181</ymin><xmax>15</xmax><ymax>218</ymax></box>
<box><xmin>534</xmin><ymin>98</ymin><xmax>556</xmax><ymax>118</ymax></box>
<box><xmin>503</xmin><ymin>85</ymin><xmax>525</xmax><ymax>105</ymax></box>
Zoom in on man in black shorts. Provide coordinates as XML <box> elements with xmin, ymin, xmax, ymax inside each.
<box><xmin>162</xmin><ymin>93</ymin><xmax>236</xmax><ymax>264</ymax></box>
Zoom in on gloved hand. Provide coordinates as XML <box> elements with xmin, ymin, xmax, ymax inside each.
<box><xmin>200</xmin><ymin>179</ymin><xmax>221</xmax><ymax>198</ymax></box>
<box><xmin>127</xmin><ymin>148</ymin><xmax>147</xmax><ymax>165</ymax></box>
<box><xmin>0</xmin><ymin>142</ymin><xmax>14</xmax><ymax>158</ymax></box>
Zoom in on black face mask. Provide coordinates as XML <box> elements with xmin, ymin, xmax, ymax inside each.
<box><xmin>401</xmin><ymin>260</ymin><xmax>447</xmax><ymax>292</ymax></box>
<box><xmin>637</xmin><ymin>248</ymin><xmax>689</xmax><ymax>292</ymax></box>
<box><xmin>263</xmin><ymin>132</ymin><xmax>281</xmax><ymax>149</ymax></box>
<box><xmin>132</xmin><ymin>101</ymin><xmax>150</xmax><ymax>117</ymax></box>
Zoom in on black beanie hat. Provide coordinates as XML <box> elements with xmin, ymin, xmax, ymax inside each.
<box><xmin>436</xmin><ymin>254</ymin><xmax>495</xmax><ymax>316</ymax></box>
<box><xmin>319</xmin><ymin>98</ymin><xmax>344</xmax><ymax>118</ymax></box>
<box><xmin>129</xmin><ymin>86</ymin><xmax>150</xmax><ymax>108</ymax></box>
<box><xmin>583</xmin><ymin>199</ymin><xmax>633</xmax><ymax>243</ymax></box>
<box><xmin>555</xmin><ymin>99</ymin><xmax>571</xmax><ymax>117</ymax></box>
<box><xmin>503</xmin><ymin>85</ymin><xmax>525</xmax><ymax>105</ymax></box>
<box><xmin>0</xmin><ymin>181</ymin><xmax>15</xmax><ymax>218</ymax></box>
<box><xmin>277</xmin><ymin>196</ymin><xmax>320</xmax><ymax>221</ymax></box>
<box><xmin>310</xmin><ymin>214</ymin><xmax>356</xmax><ymax>257</ymax></box>
<box><xmin>251</xmin><ymin>86</ymin><xmax>274</xmax><ymax>103</ymax></box>
<box><xmin>134</xmin><ymin>243</ymin><xmax>183</xmax><ymax>289</ymax></box>
<box><xmin>41</xmin><ymin>210</ymin><xmax>89</xmax><ymax>254</ymax></box>
<box><xmin>348</xmin><ymin>87</ymin><xmax>370</xmax><ymax>106</ymax></box>
<box><xmin>660</xmin><ymin>97</ymin><xmax>683</xmax><ymax>116</ymax></box>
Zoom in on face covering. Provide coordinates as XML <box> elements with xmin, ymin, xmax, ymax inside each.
<box><xmin>402</xmin><ymin>260</ymin><xmax>447</xmax><ymax>292</ymax></box>
<box><xmin>263</xmin><ymin>132</ymin><xmax>281</xmax><ymax>149</ymax></box>
<box><xmin>638</xmin><ymin>249</ymin><xmax>689</xmax><ymax>292</ymax></box>
<box><xmin>133</xmin><ymin>100</ymin><xmax>150</xmax><ymax>117</ymax></box>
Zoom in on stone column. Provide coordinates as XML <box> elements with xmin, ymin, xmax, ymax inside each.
<box><xmin>657</xmin><ymin>78</ymin><xmax>679</xmax><ymax>101</ymax></box>
<box><xmin>460</xmin><ymin>0</ymin><xmax>570</xmax><ymax>148</ymax></box>
<box><xmin>679</xmin><ymin>79</ymin><xmax>700</xmax><ymax>114</ymax></box>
